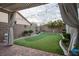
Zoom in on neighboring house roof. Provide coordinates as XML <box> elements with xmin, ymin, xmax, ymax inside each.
<box><xmin>16</xmin><ymin>12</ymin><xmax>32</xmax><ymax>25</ymax></box>
<box><xmin>0</xmin><ymin>12</ymin><xmax>31</xmax><ymax>25</ymax></box>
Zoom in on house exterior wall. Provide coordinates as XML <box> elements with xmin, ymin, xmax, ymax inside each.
<box><xmin>14</xmin><ymin>24</ymin><xmax>31</xmax><ymax>38</ymax></box>
<box><xmin>40</xmin><ymin>25</ymin><xmax>63</xmax><ymax>33</ymax></box>
<box><xmin>0</xmin><ymin>12</ymin><xmax>8</xmax><ymax>23</ymax></box>
<box><xmin>0</xmin><ymin>12</ymin><xmax>31</xmax><ymax>42</ymax></box>
<box><xmin>0</xmin><ymin>22</ymin><xmax>9</xmax><ymax>42</ymax></box>
<box><xmin>15</xmin><ymin>13</ymin><xmax>30</xmax><ymax>25</ymax></box>
<box><xmin>30</xmin><ymin>23</ymin><xmax>37</xmax><ymax>34</ymax></box>
<box><xmin>40</xmin><ymin>25</ymin><xmax>51</xmax><ymax>32</ymax></box>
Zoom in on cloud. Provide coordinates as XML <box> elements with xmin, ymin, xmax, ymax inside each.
<box><xmin>19</xmin><ymin>3</ymin><xmax>62</xmax><ymax>25</ymax></box>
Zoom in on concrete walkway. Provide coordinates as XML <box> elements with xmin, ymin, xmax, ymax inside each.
<box><xmin>0</xmin><ymin>45</ymin><xmax>60</xmax><ymax>56</ymax></box>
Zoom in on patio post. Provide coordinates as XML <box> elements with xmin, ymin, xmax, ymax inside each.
<box><xmin>8</xmin><ymin>12</ymin><xmax>16</xmax><ymax>46</ymax></box>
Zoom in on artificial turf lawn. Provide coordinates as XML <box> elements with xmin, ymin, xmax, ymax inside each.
<box><xmin>14</xmin><ymin>32</ymin><xmax>63</xmax><ymax>54</ymax></box>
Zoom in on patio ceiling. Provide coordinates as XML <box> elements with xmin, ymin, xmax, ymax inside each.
<box><xmin>77</xmin><ymin>3</ymin><xmax>79</xmax><ymax>8</ymax></box>
<box><xmin>0</xmin><ymin>3</ymin><xmax>46</xmax><ymax>13</ymax></box>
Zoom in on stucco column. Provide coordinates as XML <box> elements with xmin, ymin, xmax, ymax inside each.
<box><xmin>67</xmin><ymin>25</ymin><xmax>78</xmax><ymax>54</ymax></box>
<box><xmin>8</xmin><ymin>12</ymin><xmax>16</xmax><ymax>45</ymax></box>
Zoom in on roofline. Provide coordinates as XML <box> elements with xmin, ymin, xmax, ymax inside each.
<box><xmin>0</xmin><ymin>3</ymin><xmax>47</xmax><ymax>13</ymax></box>
<box><xmin>16</xmin><ymin>12</ymin><xmax>32</xmax><ymax>25</ymax></box>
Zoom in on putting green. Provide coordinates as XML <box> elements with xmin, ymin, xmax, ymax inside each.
<box><xmin>15</xmin><ymin>32</ymin><xmax>63</xmax><ymax>54</ymax></box>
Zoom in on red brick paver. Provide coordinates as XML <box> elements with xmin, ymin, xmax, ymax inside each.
<box><xmin>0</xmin><ymin>45</ymin><xmax>60</xmax><ymax>56</ymax></box>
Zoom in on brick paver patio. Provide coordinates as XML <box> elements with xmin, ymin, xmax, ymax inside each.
<box><xmin>0</xmin><ymin>45</ymin><xmax>60</xmax><ymax>56</ymax></box>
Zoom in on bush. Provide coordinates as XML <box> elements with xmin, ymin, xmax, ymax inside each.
<box><xmin>62</xmin><ymin>33</ymin><xmax>70</xmax><ymax>47</ymax></box>
<box><xmin>28</xmin><ymin>30</ymin><xmax>33</xmax><ymax>33</ymax></box>
<box><xmin>22</xmin><ymin>30</ymin><xmax>28</xmax><ymax>36</ymax></box>
<box><xmin>62</xmin><ymin>32</ymin><xmax>70</xmax><ymax>47</ymax></box>
<box><xmin>62</xmin><ymin>38</ymin><xmax>70</xmax><ymax>47</ymax></box>
<box><xmin>63</xmin><ymin>33</ymin><xmax>70</xmax><ymax>39</ymax></box>
<box><xmin>24</xmin><ymin>31</ymin><xmax>28</xmax><ymax>34</ymax></box>
<box><xmin>22</xmin><ymin>30</ymin><xmax>33</xmax><ymax>36</ymax></box>
<box><xmin>62</xmin><ymin>38</ymin><xmax>69</xmax><ymax>43</ymax></box>
<box><xmin>36</xmin><ymin>31</ymin><xmax>40</xmax><ymax>34</ymax></box>
<box><xmin>62</xmin><ymin>31</ymin><xmax>66</xmax><ymax>34</ymax></box>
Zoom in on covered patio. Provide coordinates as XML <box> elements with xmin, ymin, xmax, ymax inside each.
<box><xmin>0</xmin><ymin>3</ymin><xmax>79</xmax><ymax>56</ymax></box>
<box><xmin>0</xmin><ymin>3</ymin><xmax>60</xmax><ymax>56</ymax></box>
<box><xmin>0</xmin><ymin>3</ymin><xmax>46</xmax><ymax>46</ymax></box>
<box><xmin>0</xmin><ymin>3</ymin><xmax>57</xmax><ymax>56</ymax></box>
<box><xmin>0</xmin><ymin>3</ymin><xmax>59</xmax><ymax>56</ymax></box>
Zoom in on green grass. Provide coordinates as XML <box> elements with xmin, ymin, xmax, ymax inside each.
<box><xmin>14</xmin><ymin>32</ymin><xmax>63</xmax><ymax>55</ymax></box>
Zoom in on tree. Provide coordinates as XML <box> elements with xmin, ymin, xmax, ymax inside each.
<box><xmin>45</xmin><ymin>20</ymin><xmax>64</xmax><ymax>32</ymax></box>
<box><xmin>45</xmin><ymin>21</ymin><xmax>55</xmax><ymax>32</ymax></box>
<box><xmin>55</xmin><ymin>20</ymin><xmax>64</xmax><ymax>29</ymax></box>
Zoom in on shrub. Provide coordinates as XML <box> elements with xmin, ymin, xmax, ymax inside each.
<box><xmin>28</xmin><ymin>30</ymin><xmax>33</xmax><ymax>33</ymax></box>
<box><xmin>22</xmin><ymin>30</ymin><xmax>28</xmax><ymax>36</ymax></box>
<box><xmin>62</xmin><ymin>31</ymin><xmax>66</xmax><ymax>34</ymax></box>
<box><xmin>62</xmin><ymin>38</ymin><xmax>69</xmax><ymax>43</ymax></box>
<box><xmin>62</xmin><ymin>38</ymin><xmax>70</xmax><ymax>47</ymax></box>
<box><xmin>22</xmin><ymin>30</ymin><xmax>33</xmax><ymax>36</ymax></box>
<box><xmin>63</xmin><ymin>33</ymin><xmax>70</xmax><ymax>39</ymax></box>
<box><xmin>62</xmin><ymin>32</ymin><xmax>70</xmax><ymax>48</ymax></box>
<box><xmin>36</xmin><ymin>31</ymin><xmax>40</xmax><ymax>34</ymax></box>
<box><xmin>24</xmin><ymin>31</ymin><xmax>28</xmax><ymax>34</ymax></box>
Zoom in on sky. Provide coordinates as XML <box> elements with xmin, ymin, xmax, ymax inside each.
<box><xmin>19</xmin><ymin>3</ymin><xmax>62</xmax><ymax>26</ymax></box>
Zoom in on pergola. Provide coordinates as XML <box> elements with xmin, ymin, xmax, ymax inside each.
<box><xmin>0</xmin><ymin>3</ymin><xmax>46</xmax><ymax>45</ymax></box>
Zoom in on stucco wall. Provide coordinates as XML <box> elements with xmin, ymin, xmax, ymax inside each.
<box><xmin>0</xmin><ymin>12</ymin><xmax>30</xmax><ymax>25</ymax></box>
<box><xmin>15</xmin><ymin>13</ymin><xmax>30</xmax><ymax>25</ymax></box>
<box><xmin>0</xmin><ymin>22</ymin><xmax>31</xmax><ymax>42</ymax></box>
<box><xmin>0</xmin><ymin>12</ymin><xmax>31</xmax><ymax>42</ymax></box>
<box><xmin>40</xmin><ymin>25</ymin><xmax>63</xmax><ymax>33</ymax></box>
<box><xmin>14</xmin><ymin>24</ymin><xmax>31</xmax><ymax>38</ymax></box>
<box><xmin>0</xmin><ymin>22</ymin><xmax>8</xmax><ymax>42</ymax></box>
<box><xmin>0</xmin><ymin>12</ymin><xmax>8</xmax><ymax>23</ymax></box>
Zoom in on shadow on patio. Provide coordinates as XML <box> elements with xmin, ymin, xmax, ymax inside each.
<box><xmin>0</xmin><ymin>45</ymin><xmax>60</xmax><ymax>56</ymax></box>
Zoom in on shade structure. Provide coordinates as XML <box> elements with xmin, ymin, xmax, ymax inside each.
<box><xmin>0</xmin><ymin>3</ymin><xmax>47</xmax><ymax>45</ymax></box>
<box><xmin>0</xmin><ymin>3</ymin><xmax>46</xmax><ymax>13</ymax></box>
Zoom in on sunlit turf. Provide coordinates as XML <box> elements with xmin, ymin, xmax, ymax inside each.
<box><xmin>14</xmin><ymin>32</ymin><xmax>63</xmax><ymax>54</ymax></box>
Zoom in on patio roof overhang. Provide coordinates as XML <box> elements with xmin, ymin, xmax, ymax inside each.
<box><xmin>0</xmin><ymin>3</ymin><xmax>46</xmax><ymax>13</ymax></box>
<box><xmin>77</xmin><ymin>3</ymin><xmax>79</xmax><ymax>8</ymax></box>
<box><xmin>0</xmin><ymin>3</ymin><xmax>47</xmax><ymax>45</ymax></box>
